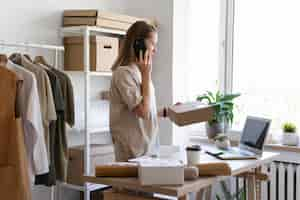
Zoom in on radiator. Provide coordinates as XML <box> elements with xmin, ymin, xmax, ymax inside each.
<box><xmin>260</xmin><ymin>162</ymin><xmax>300</xmax><ymax>200</ymax></box>
<box><xmin>232</xmin><ymin>161</ymin><xmax>300</xmax><ymax>200</ymax></box>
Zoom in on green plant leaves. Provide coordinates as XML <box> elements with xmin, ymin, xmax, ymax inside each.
<box><xmin>220</xmin><ymin>93</ymin><xmax>241</xmax><ymax>102</ymax></box>
<box><xmin>196</xmin><ymin>91</ymin><xmax>241</xmax><ymax>125</ymax></box>
<box><xmin>196</xmin><ymin>95</ymin><xmax>212</xmax><ymax>104</ymax></box>
<box><xmin>206</xmin><ymin>90</ymin><xmax>216</xmax><ymax>102</ymax></box>
<box><xmin>282</xmin><ymin>122</ymin><xmax>297</xmax><ymax>133</ymax></box>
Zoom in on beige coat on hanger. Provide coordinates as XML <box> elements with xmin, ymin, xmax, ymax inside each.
<box><xmin>0</xmin><ymin>64</ymin><xmax>32</xmax><ymax>200</ymax></box>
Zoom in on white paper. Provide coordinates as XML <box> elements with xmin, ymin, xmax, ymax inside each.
<box><xmin>129</xmin><ymin>156</ymin><xmax>184</xmax><ymax>167</ymax></box>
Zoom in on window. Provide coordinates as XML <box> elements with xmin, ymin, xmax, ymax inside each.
<box><xmin>232</xmin><ymin>0</ymin><xmax>300</xmax><ymax>136</ymax></box>
<box><xmin>185</xmin><ymin>0</ymin><xmax>222</xmax><ymax>135</ymax></box>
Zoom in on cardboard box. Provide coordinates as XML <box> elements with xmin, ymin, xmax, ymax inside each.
<box><xmin>95</xmin><ymin>163</ymin><xmax>138</xmax><ymax>177</ymax></box>
<box><xmin>63</xmin><ymin>17</ymin><xmax>132</xmax><ymax>31</ymax></box>
<box><xmin>137</xmin><ymin>159</ymin><xmax>184</xmax><ymax>186</ymax></box>
<box><xmin>63</xmin><ymin>10</ymin><xmax>158</xmax><ymax>30</ymax></box>
<box><xmin>67</xmin><ymin>144</ymin><xmax>115</xmax><ymax>185</ymax></box>
<box><xmin>63</xmin><ymin>10</ymin><xmax>148</xmax><ymax>31</ymax></box>
<box><xmin>103</xmin><ymin>189</ymin><xmax>160</xmax><ymax>200</ymax></box>
<box><xmin>168</xmin><ymin>102</ymin><xmax>216</xmax><ymax>126</ymax></box>
<box><xmin>64</xmin><ymin>35</ymin><xmax>119</xmax><ymax>72</ymax></box>
<box><xmin>64</xmin><ymin>10</ymin><xmax>142</xmax><ymax>24</ymax></box>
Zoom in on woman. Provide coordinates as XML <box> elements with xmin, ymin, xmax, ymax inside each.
<box><xmin>110</xmin><ymin>21</ymin><xmax>168</xmax><ymax>162</ymax></box>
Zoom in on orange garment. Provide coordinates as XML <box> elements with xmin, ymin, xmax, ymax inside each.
<box><xmin>0</xmin><ymin>66</ymin><xmax>32</xmax><ymax>200</ymax></box>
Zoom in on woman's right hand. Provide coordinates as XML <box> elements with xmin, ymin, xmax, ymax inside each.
<box><xmin>136</xmin><ymin>49</ymin><xmax>152</xmax><ymax>76</ymax></box>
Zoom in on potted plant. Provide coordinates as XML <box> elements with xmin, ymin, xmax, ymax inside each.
<box><xmin>214</xmin><ymin>134</ymin><xmax>231</xmax><ymax>150</ymax></box>
<box><xmin>281</xmin><ymin>122</ymin><xmax>299</xmax><ymax>146</ymax></box>
<box><xmin>197</xmin><ymin>91</ymin><xmax>240</xmax><ymax>139</ymax></box>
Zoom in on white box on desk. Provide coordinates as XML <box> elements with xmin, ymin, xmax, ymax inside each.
<box><xmin>138</xmin><ymin>161</ymin><xmax>184</xmax><ymax>186</ymax></box>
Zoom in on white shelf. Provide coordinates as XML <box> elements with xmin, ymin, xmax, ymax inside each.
<box><xmin>60</xmin><ymin>25</ymin><xmax>120</xmax><ymax>200</ymax></box>
<box><xmin>72</xmin><ymin>126</ymin><xmax>109</xmax><ymax>135</ymax></box>
<box><xmin>89</xmin><ymin>71</ymin><xmax>112</xmax><ymax>77</ymax></box>
<box><xmin>88</xmin><ymin>127</ymin><xmax>110</xmax><ymax>135</ymax></box>
<box><xmin>61</xmin><ymin>26</ymin><xmax>126</xmax><ymax>36</ymax></box>
<box><xmin>65</xmin><ymin>71</ymin><xmax>112</xmax><ymax>77</ymax></box>
<box><xmin>59</xmin><ymin>182</ymin><xmax>109</xmax><ymax>192</ymax></box>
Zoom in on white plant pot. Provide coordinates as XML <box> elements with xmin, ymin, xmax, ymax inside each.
<box><xmin>281</xmin><ymin>133</ymin><xmax>299</xmax><ymax>146</ymax></box>
<box><xmin>215</xmin><ymin>139</ymin><xmax>231</xmax><ymax>150</ymax></box>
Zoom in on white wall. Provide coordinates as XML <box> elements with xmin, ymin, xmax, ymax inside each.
<box><xmin>0</xmin><ymin>0</ymin><xmax>175</xmax><ymax>199</ymax></box>
<box><xmin>172</xmin><ymin>0</ymin><xmax>190</xmax><ymax>146</ymax></box>
<box><xmin>0</xmin><ymin>0</ymin><xmax>174</xmax><ymax>142</ymax></box>
<box><xmin>122</xmin><ymin>0</ymin><xmax>174</xmax><ymax>145</ymax></box>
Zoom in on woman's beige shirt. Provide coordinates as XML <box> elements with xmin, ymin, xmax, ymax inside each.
<box><xmin>109</xmin><ymin>64</ymin><xmax>159</xmax><ymax>161</ymax></box>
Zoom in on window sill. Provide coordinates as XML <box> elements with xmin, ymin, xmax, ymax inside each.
<box><xmin>189</xmin><ymin>135</ymin><xmax>300</xmax><ymax>153</ymax></box>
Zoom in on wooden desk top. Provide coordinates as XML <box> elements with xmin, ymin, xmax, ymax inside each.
<box><xmin>84</xmin><ymin>151</ymin><xmax>279</xmax><ymax>197</ymax></box>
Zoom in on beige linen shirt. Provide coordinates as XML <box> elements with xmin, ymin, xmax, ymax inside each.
<box><xmin>110</xmin><ymin>64</ymin><xmax>159</xmax><ymax>161</ymax></box>
<box><xmin>21</xmin><ymin>57</ymin><xmax>57</xmax><ymax>158</ymax></box>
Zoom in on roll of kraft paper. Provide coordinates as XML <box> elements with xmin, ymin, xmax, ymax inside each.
<box><xmin>95</xmin><ymin>163</ymin><xmax>230</xmax><ymax>178</ymax></box>
<box><xmin>196</xmin><ymin>163</ymin><xmax>231</xmax><ymax>176</ymax></box>
<box><xmin>95</xmin><ymin>162</ymin><xmax>138</xmax><ymax>177</ymax></box>
<box><xmin>96</xmin><ymin>163</ymin><xmax>199</xmax><ymax>180</ymax></box>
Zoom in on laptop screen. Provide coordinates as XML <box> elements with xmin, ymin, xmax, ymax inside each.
<box><xmin>240</xmin><ymin>116</ymin><xmax>271</xmax><ymax>150</ymax></box>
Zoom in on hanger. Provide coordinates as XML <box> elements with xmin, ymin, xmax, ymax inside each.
<box><xmin>23</xmin><ymin>54</ymin><xmax>33</xmax><ymax>62</ymax></box>
<box><xmin>9</xmin><ymin>53</ymin><xmax>22</xmax><ymax>66</ymax></box>
<box><xmin>34</xmin><ymin>56</ymin><xmax>52</xmax><ymax>68</ymax></box>
<box><xmin>0</xmin><ymin>54</ymin><xmax>8</xmax><ymax>67</ymax></box>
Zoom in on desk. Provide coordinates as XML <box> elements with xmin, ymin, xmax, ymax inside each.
<box><xmin>83</xmin><ymin>150</ymin><xmax>279</xmax><ymax>200</ymax></box>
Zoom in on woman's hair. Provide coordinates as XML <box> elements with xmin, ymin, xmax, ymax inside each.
<box><xmin>112</xmin><ymin>21</ymin><xmax>157</xmax><ymax>71</ymax></box>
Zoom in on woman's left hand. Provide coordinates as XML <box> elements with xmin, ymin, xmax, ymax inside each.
<box><xmin>158</xmin><ymin>102</ymin><xmax>182</xmax><ymax>118</ymax></box>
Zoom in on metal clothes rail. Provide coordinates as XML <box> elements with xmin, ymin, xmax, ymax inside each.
<box><xmin>0</xmin><ymin>41</ymin><xmax>64</xmax><ymax>67</ymax></box>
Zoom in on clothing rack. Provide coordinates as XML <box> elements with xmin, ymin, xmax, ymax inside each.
<box><xmin>0</xmin><ymin>41</ymin><xmax>64</xmax><ymax>67</ymax></box>
<box><xmin>0</xmin><ymin>41</ymin><xmax>64</xmax><ymax>200</ymax></box>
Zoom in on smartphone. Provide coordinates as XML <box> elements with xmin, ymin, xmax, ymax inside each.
<box><xmin>133</xmin><ymin>38</ymin><xmax>147</xmax><ymax>60</ymax></box>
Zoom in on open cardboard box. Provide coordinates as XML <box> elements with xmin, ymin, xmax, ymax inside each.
<box><xmin>168</xmin><ymin>101</ymin><xmax>217</xmax><ymax>126</ymax></box>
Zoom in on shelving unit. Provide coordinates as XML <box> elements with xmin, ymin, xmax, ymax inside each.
<box><xmin>60</xmin><ymin>26</ymin><xmax>125</xmax><ymax>200</ymax></box>
<box><xmin>66</xmin><ymin>71</ymin><xmax>112</xmax><ymax>77</ymax></box>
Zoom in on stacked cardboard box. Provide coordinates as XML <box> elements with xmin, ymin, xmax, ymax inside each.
<box><xmin>68</xmin><ymin>144</ymin><xmax>115</xmax><ymax>185</ymax></box>
<box><xmin>64</xmin><ymin>35</ymin><xmax>119</xmax><ymax>71</ymax></box>
<box><xmin>63</xmin><ymin>10</ymin><xmax>156</xmax><ymax>31</ymax></box>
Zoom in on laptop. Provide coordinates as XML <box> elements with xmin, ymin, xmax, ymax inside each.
<box><xmin>206</xmin><ymin>116</ymin><xmax>271</xmax><ymax>160</ymax></box>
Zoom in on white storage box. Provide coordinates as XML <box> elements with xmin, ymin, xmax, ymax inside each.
<box><xmin>137</xmin><ymin>159</ymin><xmax>184</xmax><ymax>186</ymax></box>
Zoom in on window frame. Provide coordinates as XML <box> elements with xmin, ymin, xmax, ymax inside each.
<box><xmin>185</xmin><ymin>0</ymin><xmax>233</xmax><ymax>137</ymax></box>
<box><xmin>221</xmin><ymin>0</ymin><xmax>235</xmax><ymax>95</ymax></box>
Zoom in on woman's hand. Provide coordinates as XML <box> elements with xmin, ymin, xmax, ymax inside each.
<box><xmin>158</xmin><ymin>102</ymin><xmax>183</xmax><ymax>118</ymax></box>
<box><xmin>133</xmin><ymin>50</ymin><xmax>152</xmax><ymax>119</ymax></box>
<box><xmin>136</xmin><ymin>49</ymin><xmax>152</xmax><ymax>75</ymax></box>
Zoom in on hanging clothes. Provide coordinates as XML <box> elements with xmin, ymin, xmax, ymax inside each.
<box><xmin>34</xmin><ymin>56</ymin><xmax>75</xmax><ymax>127</ymax></box>
<box><xmin>7</xmin><ymin>60</ymin><xmax>49</xmax><ymax>183</ymax></box>
<box><xmin>35</xmin><ymin>57</ymin><xmax>75</xmax><ymax>182</ymax></box>
<box><xmin>35</xmin><ymin>63</ymin><xmax>68</xmax><ymax>184</ymax></box>
<box><xmin>20</xmin><ymin>56</ymin><xmax>57</xmax><ymax>159</ymax></box>
<box><xmin>50</xmin><ymin>67</ymin><xmax>75</xmax><ymax>127</ymax></box>
<box><xmin>0</xmin><ymin>61</ymin><xmax>32</xmax><ymax>200</ymax></box>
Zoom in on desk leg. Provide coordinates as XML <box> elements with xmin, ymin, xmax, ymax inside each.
<box><xmin>247</xmin><ymin>175</ymin><xmax>256</xmax><ymax>200</ymax></box>
<box><xmin>255</xmin><ymin>168</ymin><xmax>262</xmax><ymax>200</ymax></box>
<box><xmin>196</xmin><ymin>189</ymin><xmax>204</xmax><ymax>200</ymax></box>
<box><xmin>196</xmin><ymin>186</ymin><xmax>211</xmax><ymax>200</ymax></box>
<box><xmin>178</xmin><ymin>195</ymin><xmax>188</xmax><ymax>200</ymax></box>
<box><xmin>205</xmin><ymin>186</ymin><xmax>211</xmax><ymax>200</ymax></box>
